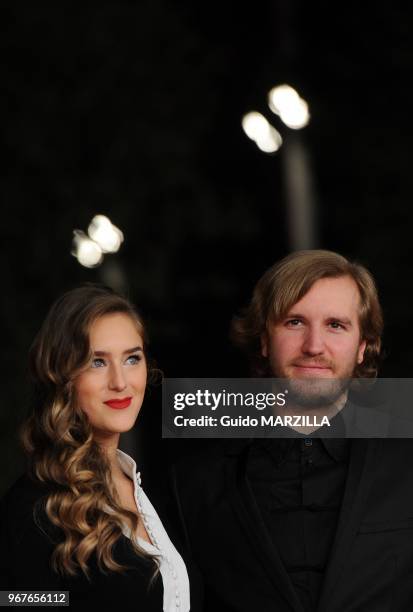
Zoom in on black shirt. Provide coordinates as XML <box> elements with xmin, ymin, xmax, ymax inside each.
<box><xmin>246</xmin><ymin>437</ymin><xmax>350</xmax><ymax>611</ymax></box>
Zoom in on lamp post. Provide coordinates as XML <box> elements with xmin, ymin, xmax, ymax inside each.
<box><xmin>242</xmin><ymin>83</ymin><xmax>318</xmax><ymax>250</ymax></box>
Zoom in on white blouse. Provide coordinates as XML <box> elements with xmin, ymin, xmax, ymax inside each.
<box><xmin>116</xmin><ymin>449</ymin><xmax>190</xmax><ymax>612</ymax></box>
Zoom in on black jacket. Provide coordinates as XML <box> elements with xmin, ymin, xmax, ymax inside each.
<box><xmin>0</xmin><ymin>473</ymin><xmax>203</xmax><ymax>611</ymax></box>
<box><xmin>170</xmin><ymin>438</ymin><xmax>413</xmax><ymax>612</ymax></box>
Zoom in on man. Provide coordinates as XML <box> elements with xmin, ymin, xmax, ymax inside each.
<box><xmin>170</xmin><ymin>250</ymin><xmax>413</xmax><ymax>612</ymax></box>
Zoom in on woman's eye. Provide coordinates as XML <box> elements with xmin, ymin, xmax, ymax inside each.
<box><xmin>126</xmin><ymin>354</ymin><xmax>141</xmax><ymax>365</ymax></box>
<box><xmin>91</xmin><ymin>358</ymin><xmax>106</xmax><ymax>368</ymax></box>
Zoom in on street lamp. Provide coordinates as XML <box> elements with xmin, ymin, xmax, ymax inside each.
<box><xmin>241</xmin><ymin>83</ymin><xmax>317</xmax><ymax>250</ymax></box>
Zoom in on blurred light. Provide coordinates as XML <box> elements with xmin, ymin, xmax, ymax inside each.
<box><xmin>88</xmin><ymin>214</ymin><xmax>124</xmax><ymax>253</ymax></box>
<box><xmin>242</xmin><ymin>111</ymin><xmax>283</xmax><ymax>153</ymax></box>
<box><xmin>256</xmin><ymin>126</ymin><xmax>283</xmax><ymax>153</ymax></box>
<box><xmin>268</xmin><ymin>84</ymin><xmax>299</xmax><ymax>113</ymax></box>
<box><xmin>242</xmin><ymin>112</ymin><xmax>270</xmax><ymax>141</ymax></box>
<box><xmin>71</xmin><ymin>230</ymin><xmax>103</xmax><ymax>268</ymax></box>
<box><xmin>278</xmin><ymin>97</ymin><xmax>309</xmax><ymax>129</ymax></box>
<box><xmin>268</xmin><ymin>84</ymin><xmax>310</xmax><ymax>129</ymax></box>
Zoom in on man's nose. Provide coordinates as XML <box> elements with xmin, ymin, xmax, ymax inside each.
<box><xmin>301</xmin><ymin>326</ymin><xmax>325</xmax><ymax>355</ymax></box>
<box><xmin>108</xmin><ymin>363</ymin><xmax>127</xmax><ymax>391</ymax></box>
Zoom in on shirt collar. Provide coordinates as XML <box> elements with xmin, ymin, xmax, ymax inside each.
<box><xmin>116</xmin><ymin>448</ymin><xmax>141</xmax><ymax>485</ymax></box>
<box><xmin>320</xmin><ymin>437</ymin><xmax>350</xmax><ymax>462</ymax></box>
<box><xmin>252</xmin><ymin>437</ymin><xmax>350</xmax><ymax>465</ymax></box>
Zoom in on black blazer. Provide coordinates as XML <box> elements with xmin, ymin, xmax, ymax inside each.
<box><xmin>170</xmin><ymin>438</ymin><xmax>413</xmax><ymax>612</ymax></box>
<box><xmin>0</xmin><ymin>473</ymin><xmax>203</xmax><ymax>611</ymax></box>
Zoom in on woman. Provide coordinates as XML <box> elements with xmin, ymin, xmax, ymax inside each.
<box><xmin>0</xmin><ymin>284</ymin><xmax>201</xmax><ymax>611</ymax></box>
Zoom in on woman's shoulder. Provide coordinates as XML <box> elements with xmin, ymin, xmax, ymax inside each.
<box><xmin>2</xmin><ymin>471</ymin><xmax>50</xmax><ymax>498</ymax></box>
<box><xmin>2</xmin><ymin>473</ymin><xmax>50</xmax><ymax>516</ymax></box>
<box><xmin>0</xmin><ymin>473</ymin><xmax>61</xmax><ymax>547</ymax></box>
<box><xmin>0</xmin><ymin>474</ymin><xmax>63</xmax><ymax>590</ymax></box>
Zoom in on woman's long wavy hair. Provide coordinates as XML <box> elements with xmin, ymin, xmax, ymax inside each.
<box><xmin>231</xmin><ymin>250</ymin><xmax>383</xmax><ymax>378</ymax></box>
<box><xmin>20</xmin><ymin>284</ymin><xmax>159</xmax><ymax>580</ymax></box>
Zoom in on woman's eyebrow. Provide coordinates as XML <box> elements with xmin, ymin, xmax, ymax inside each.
<box><xmin>93</xmin><ymin>346</ymin><xmax>143</xmax><ymax>356</ymax></box>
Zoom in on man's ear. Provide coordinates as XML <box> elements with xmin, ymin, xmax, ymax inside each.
<box><xmin>260</xmin><ymin>332</ymin><xmax>268</xmax><ymax>358</ymax></box>
<box><xmin>357</xmin><ymin>339</ymin><xmax>367</xmax><ymax>364</ymax></box>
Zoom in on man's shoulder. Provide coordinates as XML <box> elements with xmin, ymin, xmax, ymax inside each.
<box><xmin>352</xmin><ymin>438</ymin><xmax>413</xmax><ymax>475</ymax></box>
<box><xmin>378</xmin><ymin>437</ymin><xmax>413</xmax><ymax>458</ymax></box>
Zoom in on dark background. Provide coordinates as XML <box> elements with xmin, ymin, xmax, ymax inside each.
<box><xmin>1</xmin><ymin>1</ymin><xmax>412</xmax><ymax>494</ymax></box>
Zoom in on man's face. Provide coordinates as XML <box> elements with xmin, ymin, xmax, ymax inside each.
<box><xmin>261</xmin><ymin>275</ymin><xmax>366</xmax><ymax>406</ymax></box>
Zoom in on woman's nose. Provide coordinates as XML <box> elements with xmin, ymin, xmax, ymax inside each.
<box><xmin>108</xmin><ymin>364</ymin><xmax>127</xmax><ymax>391</ymax></box>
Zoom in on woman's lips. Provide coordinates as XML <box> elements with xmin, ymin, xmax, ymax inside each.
<box><xmin>104</xmin><ymin>397</ymin><xmax>132</xmax><ymax>409</ymax></box>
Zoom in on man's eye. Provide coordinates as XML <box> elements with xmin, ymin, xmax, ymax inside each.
<box><xmin>126</xmin><ymin>354</ymin><xmax>142</xmax><ymax>365</ymax></box>
<box><xmin>329</xmin><ymin>321</ymin><xmax>344</xmax><ymax>330</ymax></box>
<box><xmin>91</xmin><ymin>358</ymin><xmax>106</xmax><ymax>368</ymax></box>
<box><xmin>286</xmin><ymin>319</ymin><xmax>302</xmax><ymax>327</ymax></box>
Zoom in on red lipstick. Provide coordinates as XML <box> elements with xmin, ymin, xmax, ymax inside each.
<box><xmin>104</xmin><ymin>397</ymin><xmax>132</xmax><ymax>410</ymax></box>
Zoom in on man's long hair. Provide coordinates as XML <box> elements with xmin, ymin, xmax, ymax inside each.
<box><xmin>20</xmin><ymin>284</ymin><xmax>159</xmax><ymax>580</ymax></box>
<box><xmin>231</xmin><ymin>250</ymin><xmax>383</xmax><ymax>377</ymax></box>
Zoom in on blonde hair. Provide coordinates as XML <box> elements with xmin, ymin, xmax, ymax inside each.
<box><xmin>20</xmin><ymin>284</ymin><xmax>159</xmax><ymax>580</ymax></box>
<box><xmin>231</xmin><ymin>250</ymin><xmax>383</xmax><ymax>377</ymax></box>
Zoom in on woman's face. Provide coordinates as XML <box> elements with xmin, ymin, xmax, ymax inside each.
<box><xmin>74</xmin><ymin>312</ymin><xmax>147</xmax><ymax>445</ymax></box>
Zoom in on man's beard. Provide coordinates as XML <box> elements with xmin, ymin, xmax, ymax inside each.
<box><xmin>270</xmin><ymin>355</ymin><xmax>358</xmax><ymax>409</ymax></box>
<box><xmin>283</xmin><ymin>376</ymin><xmax>350</xmax><ymax>409</ymax></box>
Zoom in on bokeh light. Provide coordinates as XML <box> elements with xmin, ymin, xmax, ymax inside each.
<box><xmin>242</xmin><ymin>111</ymin><xmax>283</xmax><ymax>153</ymax></box>
<box><xmin>71</xmin><ymin>230</ymin><xmax>103</xmax><ymax>268</ymax></box>
<box><xmin>88</xmin><ymin>214</ymin><xmax>124</xmax><ymax>253</ymax></box>
<box><xmin>268</xmin><ymin>84</ymin><xmax>310</xmax><ymax>129</ymax></box>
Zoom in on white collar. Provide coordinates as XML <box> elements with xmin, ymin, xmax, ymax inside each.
<box><xmin>116</xmin><ymin>448</ymin><xmax>142</xmax><ymax>485</ymax></box>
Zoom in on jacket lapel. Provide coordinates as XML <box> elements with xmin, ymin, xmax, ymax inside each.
<box><xmin>225</xmin><ymin>442</ymin><xmax>304</xmax><ymax>612</ymax></box>
<box><xmin>317</xmin><ymin>438</ymin><xmax>381</xmax><ymax>611</ymax></box>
